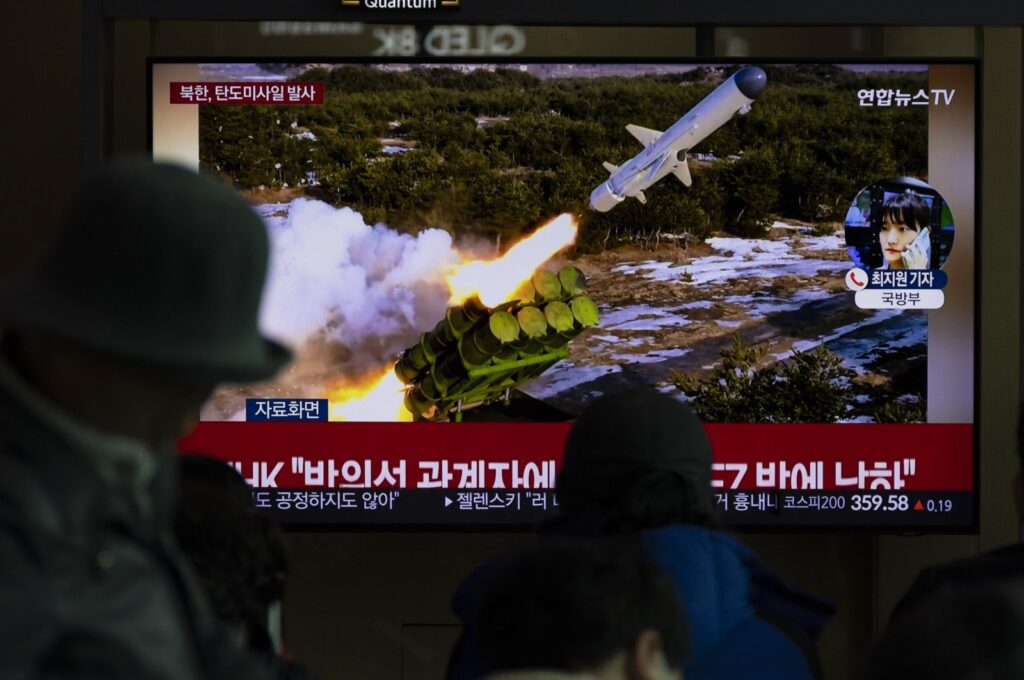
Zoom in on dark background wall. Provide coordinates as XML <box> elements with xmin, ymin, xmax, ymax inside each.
<box><xmin>1</xmin><ymin>7</ymin><xmax>1020</xmax><ymax>680</ymax></box>
<box><xmin>2</xmin><ymin>4</ymin><xmax>84</xmax><ymax>279</ymax></box>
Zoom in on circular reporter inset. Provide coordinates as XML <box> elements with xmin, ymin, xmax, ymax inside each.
<box><xmin>843</xmin><ymin>177</ymin><xmax>955</xmax><ymax>270</ymax></box>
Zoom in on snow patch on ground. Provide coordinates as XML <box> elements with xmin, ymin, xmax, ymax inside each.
<box><xmin>706</xmin><ymin>237</ymin><xmax>791</xmax><ymax>258</ymax></box>
<box><xmin>768</xmin><ymin>310</ymin><xmax>927</xmax><ymax>376</ymax></box>
<box><xmin>824</xmin><ymin>314</ymin><xmax>928</xmax><ymax>374</ymax></box>
<box><xmin>772</xmin><ymin>310</ymin><xmax>901</xmax><ymax>363</ymax></box>
<box><xmin>611</xmin><ymin>236</ymin><xmax>847</xmax><ymax>285</ymax></box>
<box><xmin>799</xmin><ymin>234</ymin><xmax>845</xmax><ymax>251</ymax></box>
<box><xmin>521</xmin><ymin>363</ymin><xmax>622</xmax><ymax>400</ymax></box>
<box><xmin>771</xmin><ymin>220</ymin><xmax>811</xmax><ymax>232</ymax></box>
<box><xmin>723</xmin><ymin>288</ymin><xmax>835</xmax><ymax>317</ymax></box>
<box><xmin>611</xmin><ymin>348</ymin><xmax>691</xmax><ymax>364</ymax></box>
<box><xmin>605</xmin><ymin>316</ymin><xmax>690</xmax><ymax>332</ymax></box>
<box><xmin>676</xmin><ymin>300</ymin><xmax>716</xmax><ymax>310</ymax></box>
<box><xmin>599</xmin><ymin>305</ymin><xmax>689</xmax><ymax>332</ymax></box>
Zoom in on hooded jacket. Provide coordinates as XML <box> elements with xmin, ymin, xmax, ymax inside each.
<box><xmin>450</xmin><ymin>391</ymin><xmax>832</xmax><ymax>680</ymax></box>
<box><xmin>642</xmin><ymin>525</ymin><xmax>829</xmax><ymax>680</ymax></box>
<box><xmin>449</xmin><ymin>524</ymin><xmax>831</xmax><ymax>680</ymax></box>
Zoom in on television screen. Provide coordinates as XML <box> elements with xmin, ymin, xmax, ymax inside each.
<box><xmin>153</xmin><ymin>60</ymin><xmax>976</xmax><ymax>528</ymax></box>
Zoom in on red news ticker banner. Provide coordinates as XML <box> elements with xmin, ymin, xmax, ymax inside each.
<box><xmin>169</xmin><ymin>81</ymin><xmax>324</xmax><ymax>105</ymax></box>
<box><xmin>180</xmin><ymin>423</ymin><xmax>974</xmax><ymax>493</ymax></box>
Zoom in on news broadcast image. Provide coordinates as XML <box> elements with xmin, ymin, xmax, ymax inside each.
<box><xmin>153</xmin><ymin>61</ymin><xmax>976</xmax><ymax>528</ymax></box>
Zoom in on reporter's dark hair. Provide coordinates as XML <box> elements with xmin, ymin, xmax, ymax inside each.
<box><xmin>880</xmin><ymin>192</ymin><xmax>930</xmax><ymax>232</ymax></box>
<box><xmin>475</xmin><ymin>539</ymin><xmax>690</xmax><ymax>673</ymax></box>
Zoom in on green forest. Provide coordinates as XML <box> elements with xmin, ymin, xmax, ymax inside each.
<box><xmin>199</xmin><ymin>64</ymin><xmax>928</xmax><ymax>250</ymax></box>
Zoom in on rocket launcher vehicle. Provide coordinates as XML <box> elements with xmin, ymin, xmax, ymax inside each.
<box><xmin>395</xmin><ymin>265</ymin><xmax>599</xmax><ymax>421</ymax></box>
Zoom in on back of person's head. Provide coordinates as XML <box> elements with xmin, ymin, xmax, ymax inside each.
<box><xmin>476</xmin><ymin>539</ymin><xmax>688</xmax><ymax>680</ymax></box>
<box><xmin>175</xmin><ymin>454</ymin><xmax>286</xmax><ymax>653</ymax></box>
<box><xmin>0</xmin><ymin>157</ymin><xmax>291</xmax><ymax>384</ymax></box>
<box><xmin>0</xmin><ymin>159</ymin><xmax>292</xmax><ymax>448</ymax></box>
<box><xmin>555</xmin><ymin>390</ymin><xmax>714</xmax><ymax>533</ymax></box>
<box><xmin>865</xmin><ymin>582</ymin><xmax>1024</xmax><ymax>680</ymax></box>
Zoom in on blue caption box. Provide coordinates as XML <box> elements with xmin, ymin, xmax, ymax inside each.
<box><xmin>867</xmin><ymin>269</ymin><xmax>947</xmax><ymax>290</ymax></box>
<box><xmin>246</xmin><ymin>398</ymin><xmax>328</xmax><ymax>422</ymax></box>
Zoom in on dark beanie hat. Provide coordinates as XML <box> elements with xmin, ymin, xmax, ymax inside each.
<box><xmin>0</xmin><ymin>159</ymin><xmax>291</xmax><ymax>382</ymax></box>
<box><xmin>557</xmin><ymin>390</ymin><xmax>714</xmax><ymax>523</ymax></box>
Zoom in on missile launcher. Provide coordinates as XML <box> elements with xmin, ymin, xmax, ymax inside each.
<box><xmin>395</xmin><ymin>265</ymin><xmax>599</xmax><ymax>421</ymax></box>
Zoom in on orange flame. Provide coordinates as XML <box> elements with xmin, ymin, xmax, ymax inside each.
<box><xmin>326</xmin><ymin>214</ymin><xmax>577</xmax><ymax>421</ymax></box>
<box><xmin>447</xmin><ymin>213</ymin><xmax>578</xmax><ymax>307</ymax></box>
<box><xmin>327</xmin><ymin>365</ymin><xmax>412</xmax><ymax>422</ymax></box>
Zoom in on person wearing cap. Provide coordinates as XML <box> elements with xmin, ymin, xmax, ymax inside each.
<box><xmin>448</xmin><ymin>390</ymin><xmax>833</xmax><ymax>680</ymax></box>
<box><xmin>0</xmin><ymin>159</ymin><xmax>291</xmax><ymax>679</ymax></box>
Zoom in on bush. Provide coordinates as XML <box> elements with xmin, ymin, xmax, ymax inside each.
<box><xmin>809</xmin><ymin>221</ymin><xmax>840</xmax><ymax>237</ymax></box>
<box><xmin>200</xmin><ymin>65</ymin><xmax>927</xmax><ymax>245</ymax></box>
<box><xmin>672</xmin><ymin>335</ymin><xmax>854</xmax><ymax>423</ymax></box>
<box><xmin>874</xmin><ymin>399</ymin><xmax>924</xmax><ymax>423</ymax></box>
<box><xmin>717</xmin><ymin>147</ymin><xmax>780</xmax><ymax>237</ymax></box>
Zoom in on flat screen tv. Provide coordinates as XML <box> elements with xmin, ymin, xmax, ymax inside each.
<box><xmin>151</xmin><ymin>59</ymin><xmax>976</xmax><ymax>529</ymax></box>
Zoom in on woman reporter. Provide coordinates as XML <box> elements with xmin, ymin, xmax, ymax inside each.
<box><xmin>878</xmin><ymin>192</ymin><xmax>932</xmax><ymax>270</ymax></box>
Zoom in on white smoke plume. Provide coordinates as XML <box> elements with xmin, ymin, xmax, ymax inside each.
<box><xmin>258</xmin><ymin>198</ymin><xmax>459</xmax><ymax>380</ymax></box>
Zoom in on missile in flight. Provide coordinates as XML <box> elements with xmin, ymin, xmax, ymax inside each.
<box><xmin>589</xmin><ymin>66</ymin><xmax>767</xmax><ymax>212</ymax></box>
